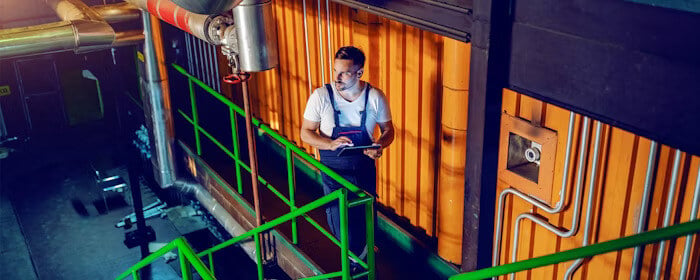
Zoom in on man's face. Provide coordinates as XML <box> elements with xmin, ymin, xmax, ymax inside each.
<box><xmin>333</xmin><ymin>59</ymin><xmax>363</xmax><ymax>91</ymax></box>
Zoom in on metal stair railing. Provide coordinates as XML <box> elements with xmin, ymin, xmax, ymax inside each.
<box><xmin>115</xmin><ymin>236</ymin><xmax>215</xmax><ymax>280</ymax></box>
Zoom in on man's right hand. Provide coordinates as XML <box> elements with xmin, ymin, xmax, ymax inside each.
<box><xmin>328</xmin><ymin>136</ymin><xmax>352</xmax><ymax>151</ymax></box>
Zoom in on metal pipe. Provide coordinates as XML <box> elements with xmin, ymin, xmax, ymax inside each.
<box><xmin>185</xmin><ymin>34</ymin><xmax>194</xmax><ymax>75</ymax></box>
<box><xmin>113</xmin><ymin>30</ymin><xmax>145</xmax><ymax>47</ymax></box>
<box><xmin>142</xmin><ymin>12</ymin><xmax>174</xmax><ymax>187</ymax></box>
<box><xmin>654</xmin><ymin>149</ymin><xmax>683</xmax><ymax>280</ymax></box>
<box><xmin>302</xmin><ymin>0</ymin><xmax>314</xmax><ymax>94</ymax></box>
<box><xmin>46</xmin><ymin>0</ymin><xmax>103</xmax><ymax>21</ymax></box>
<box><xmin>507</xmin><ymin>116</ymin><xmax>591</xmax><ymax>279</ymax></box>
<box><xmin>564</xmin><ymin>121</ymin><xmax>603</xmax><ymax>279</ymax></box>
<box><xmin>630</xmin><ymin>140</ymin><xmax>659</xmax><ymax>280</ymax></box>
<box><xmin>492</xmin><ymin>112</ymin><xmax>576</xmax><ymax>269</ymax></box>
<box><xmin>93</xmin><ymin>2</ymin><xmax>141</xmax><ymax>24</ymax></box>
<box><xmin>241</xmin><ymin>80</ymin><xmax>264</xmax><ymax>238</ymax></box>
<box><xmin>317</xmin><ymin>0</ymin><xmax>326</xmax><ymax>83</ymax></box>
<box><xmin>232</xmin><ymin>0</ymin><xmax>279</xmax><ymax>72</ymax></box>
<box><xmin>126</xmin><ymin>0</ymin><xmax>213</xmax><ymax>42</ymax></box>
<box><xmin>679</xmin><ymin>166</ymin><xmax>700</xmax><ymax>280</ymax></box>
<box><xmin>325</xmin><ymin>0</ymin><xmax>333</xmax><ymax>80</ymax></box>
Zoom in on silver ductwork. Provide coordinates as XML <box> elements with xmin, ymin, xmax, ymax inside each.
<box><xmin>232</xmin><ymin>0</ymin><xmax>278</xmax><ymax>72</ymax></box>
<box><xmin>0</xmin><ymin>0</ymin><xmax>143</xmax><ymax>59</ymax></box>
<box><xmin>171</xmin><ymin>0</ymin><xmax>243</xmax><ymax>15</ymax></box>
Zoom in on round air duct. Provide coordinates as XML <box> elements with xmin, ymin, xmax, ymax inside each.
<box><xmin>171</xmin><ymin>0</ymin><xmax>242</xmax><ymax>15</ymax></box>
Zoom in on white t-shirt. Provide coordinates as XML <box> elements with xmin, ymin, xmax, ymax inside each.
<box><xmin>303</xmin><ymin>83</ymin><xmax>392</xmax><ymax>139</ymax></box>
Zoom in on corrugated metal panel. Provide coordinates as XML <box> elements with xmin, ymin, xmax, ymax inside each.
<box><xmin>496</xmin><ymin>89</ymin><xmax>700</xmax><ymax>279</ymax></box>
<box><xmin>248</xmin><ymin>0</ymin><xmax>447</xmax><ymax>237</ymax></box>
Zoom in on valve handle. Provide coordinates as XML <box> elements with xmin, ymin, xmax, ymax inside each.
<box><xmin>223</xmin><ymin>72</ymin><xmax>251</xmax><ymax>85</ymax></box>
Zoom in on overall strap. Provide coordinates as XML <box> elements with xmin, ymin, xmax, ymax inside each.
<box><xmin>325</xmin><ymin>84</ymin><xmax>341</xmax><ymax>127</ymax></box>
<box><xmin>359</xmin><ymin>83</ymin><xmax>371</xmax><ymax>127</ymax></box>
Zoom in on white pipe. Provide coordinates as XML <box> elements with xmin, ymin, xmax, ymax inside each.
<box><xmin>679</xmin><ymin>166</ymin><xmax>700</xmax><ymax>280</ymax></box>
<box><xmin>317</xmin><ymin>0</ymin><xmax>326</xmax><ymax>84</ymax></box>
<box><xmin>492</xmin><ymin>112</ymin><xmax>576</xmax><ymax>270</ymax></box>
<box><xmin>654</xmin><ymin>149</ymin><xmax>683</xmax><ymax>280</ymax></box>
<box><xmin>507</xmin><ymin>117</ymin><xmax>591</xmax><ymax>280</ymax></box>
<box><xmin>564</xmin><ymin>121</ymin><xmax>603</xmax><ymax>279</ymax></box>
<box><xmin>302</xmin><ymin>0</ymin><xmax>313</xmax><ymax>93</ymax></box>
<box><xmin>630</xmin><ymin>140</ymin><xmax>659</xmax><ymax>279</ymax></box>
<box><xmin>325</xmin><ymin>0</ymin><xmax>333</xmax><ymax>81</ymax></box>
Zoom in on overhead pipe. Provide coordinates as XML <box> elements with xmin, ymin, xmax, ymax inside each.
<box><xmin>93</xmin><ymin>2</ymin><xmax>142</xmax><ymax>24</ymax></box>
<box><xmin>629</xmin><ymin>140</ymin><xmax>659</xmax><ymax>279</ymax></box>
<box><xmin>171</xmin><ymin>0</ymin><xmax>242</xmax><ymax>15</ymax></box>
<box><xmin>0</xmin><ymin>0</ymin><xmax>142</xmax><ymax>59</ymax></box>
<box><xmin>492</xmin><ymin>111</ymin><xmax>576</xmax><ymax>271</ymax></box>
<box><xmin>125</xmin><ymin>0</ymin><xmax>219</xmax><ymax>44</ymax></box>
<box><xmin>679</xmin><ymin>166</ymin><xmax>700</xmax><ymax>280</ymax></box>
<box><xmin>654</xmin><ymin>149</ymin><xmax>683</xmax><ymax>280</ymax></box>
<box><xmin>563</xmin><ymin>121</ymin><xmax>603</xmax><ymax>279</ymax></box>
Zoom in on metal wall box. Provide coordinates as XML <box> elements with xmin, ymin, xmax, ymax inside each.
<box><xmin>498</xmin><ymin>113</ymin><xmax>557</xmax><ymax>205</ymax></box>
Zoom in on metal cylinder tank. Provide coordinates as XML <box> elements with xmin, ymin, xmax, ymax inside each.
<box><xmin>233</xmin><ymin>0</ymin><xmax>278</xmax><ymax>72</ymax></box>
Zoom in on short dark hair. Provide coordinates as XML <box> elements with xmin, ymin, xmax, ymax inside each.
<box><xmin>335</xmin><ymin>46</ymin><xmax>365</xmax><ymax>68</ymax></box>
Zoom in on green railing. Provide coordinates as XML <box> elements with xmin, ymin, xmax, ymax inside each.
<box><xmin>121</xmin><ymin>64</ymin><xmax>375</xmax><ymax>279</ymax></box>
<box><xmin>449</xmin><ymin>219</ymin><xmax>700</xmax><ymax>280</ymax></box>
<box><xmin>116</xmin><ymin>237</ymin><xmax>215</xmax><ymax>280</ymax></box>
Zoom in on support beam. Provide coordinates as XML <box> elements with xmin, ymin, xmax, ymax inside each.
<box><xmin>460</xmin><ymin>0</ymin><xmax>511</xmax><ymax>272</ymax></box>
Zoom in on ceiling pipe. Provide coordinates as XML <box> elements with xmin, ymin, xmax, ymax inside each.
<box><xmin>93</xmin><ymin>2</ymin><xmax>142</xmax><ymax>24</ymax></box>
<box><xmin>125</xmin><ymin>0</ymin><xmax>221</xmax><ymax>44</ymax></box>
<box><xmin>171</xmin><ymin>0</ymin><xmax>243</xmax><ymax>15</ymax></box>
<box><xmin>0</xmin><ymin>0</ymin><xmax>143</xmax><ymax>59</ymax></box>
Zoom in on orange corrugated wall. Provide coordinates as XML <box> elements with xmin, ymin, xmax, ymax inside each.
<box><xmin>496</xmin><ymin>89</ymin><xmax>700</xmax><ymax>279</ymax></box>
<box><xmin>248</xmin><ymin>0</ymin><xmax>447</xmax><ymax>237</ymax></box>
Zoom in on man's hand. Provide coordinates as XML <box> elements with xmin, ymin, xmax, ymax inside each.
<box><xmin>328</xmin><ymin>136</ymin><xmax>352</xmax><ymax>151</ymax></box>
<box><xmin>364</xmin><ymin>148</ymin><xmax>383</xmax><ymax>159</ymax></box>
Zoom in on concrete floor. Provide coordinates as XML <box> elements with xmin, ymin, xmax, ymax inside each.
<box><xmin>0</xmin><ymin>126</ymin><xmax>188</xmax><ymax>280</ymax></box>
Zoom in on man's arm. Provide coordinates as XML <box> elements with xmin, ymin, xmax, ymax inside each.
<box><xmin>300</xmin><ymin>119</ymin><xmax>352</xmax><ymax>151</ymax></box>
<box><xmin>364</xmin><ymin>120</ymin><xmax>394</xmax><ymax>159</ymax></box>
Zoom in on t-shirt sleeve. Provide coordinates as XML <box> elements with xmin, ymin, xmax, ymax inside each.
<box><xmin>303</xmin><ymin>90</ymin><xmax>323</xmax><ymax>122</ymax></box>
<box><xmin>375</xmin><ymin>89</ymin><xmax>392</xmax><ymax>123</ymax></box>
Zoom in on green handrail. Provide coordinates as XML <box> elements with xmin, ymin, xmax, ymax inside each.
<box><xmin>170</xmin><ymin>63</ymin><xmax>376</xmax><ymax>279</ymax></box>
<box><xmin>450</xmin><ymin>219</ymin><xmax>700</xmax><ymax>280</ymax></box>
<box><xmin>116</xmin><ymin>237</ymin><xmax>215</xmax><ymax>280</ymax></box>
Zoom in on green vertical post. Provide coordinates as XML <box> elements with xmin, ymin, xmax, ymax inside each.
<box><xmin>230</xmin><ymin>108</ymin><xmax>243</xmax><ymax>194</ymax></box>
<box><xmin>132</xmin><ymin>271</ymin><xmax>140</xmax><ymax>280</ymax></box>
<box><xmin>254</xmin><ymin>234</ymin><xmax>264</xmax><ymax>280</ymax></box>
<box><xmin>365</xmin><ymin>199</ymin><xmax>376</xmax><ymax>280</ymax></box>
<box><xmin>286</xmin><ymin>147</ymin><xmax>298</xmax><ymax>244</ymax></box>
<box><xmin>339</xmin><ymin>189</ymin><xmax>350</xmax><ymax>280</ymax></box>
<box><xmin>179</xmin><ymin>249</ymin><xmax>192</xmax><ymax>280</ymax></box>
<box><xmin>208</xmin><ymin>253</ymin><xmax>214</xmax><ymax>274</ymax></box>
<box><xmin>188</xmin><ymin>79</ymin><xmax>201</xmax><ymax>156</ymax></box>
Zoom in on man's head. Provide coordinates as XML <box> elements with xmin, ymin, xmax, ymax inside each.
<box><xmin>333</xmin><ymin>46</ymin><xmax>365</xmax><ymax>91</ymax></box>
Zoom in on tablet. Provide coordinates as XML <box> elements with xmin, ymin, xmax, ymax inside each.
<box><xmin>337</xmin><ymin>144</ymin><xmax>381</xmax><ymax>156</ymax></box>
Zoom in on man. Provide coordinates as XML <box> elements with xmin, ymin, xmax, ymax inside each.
<box><xmin>300</xmin><ymin>46</ymin><xmax>394</xmax><ymax>266</ymax></box>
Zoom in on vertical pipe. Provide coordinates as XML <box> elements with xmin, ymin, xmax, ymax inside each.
<box><xmin>286</xmin><ymin>147</ymin><xmax>298</xmax><ymax>244</ymax></box>
<box><xmin>185</xmin><ymin>34</ymin><xmax>194</xmax><ymax>74</ymax></box>
<box><xmin>437</xmin><ymin>38</ymin><xmax>470</xmax><ymax>264</ymax></box>
<box><xmin>317</xmin><ymin>0</ymin><xmax>326</xmax><ymax>83</ymax></box>
<box><xmin>654</xmin><ymin>149</ymin><xmax>682</xmax><ymax>280</ymax></box>
<box><xmin>208</xmin><ymin>44</ymin><xmax>216</xmax><ymax>89</ymax></box>
<box><xmin>563</xmin><ymin>121</ymin><xmax>603</xmax><ymax>279</ymax></box>
<box><xmin>241</xmin><ymin>80</ymin><xmax>264</xmax><ymax>276</ymax></box>
<box><xmin>213</xmin><ymin>45</ymin><xmax>221</xmax><ymax>92</ymax></box>
<box><xmin>679</xmin><ymin>166</ymin><xmax>700</xmax><ymax>280</ymax></box>
<box><xmin>630</xmin><ymin>140</ymin><xmax>659</xmax><ymax>280</ymax></box>
<box><xmin>302</xmin><ymin>0</ymin><xmax>313</xmax><ymax>93</ymax></box>
<box><xmin>365</xmin><ymin>199</ymin><xmax>376</xmax><ymax>280</ymax></box>
<box><xmin>325</xmin><ymin>0</ymin><xmax>333</xmax><ymax>79</ymax></box>
<box><xmin>339</xmin><ymin>189</ymin><xmax>350</xmax><ymax>280</ymax></box>
<box><xmin>230</xmin><ymin>108</ymin><xmax>243</xmax><ymax>194</ymax></box>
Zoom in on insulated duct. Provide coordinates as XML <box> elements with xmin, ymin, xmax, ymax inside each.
<box><xmin>171</xmin><ymin>0</ymin><xmax>243</xmax><ymax>15</ymax></box>
<box><xmin>232</xmin><ymin>0</ymin><xmax>278</xmax><ymax>72</ymax></box>
<box><xmin>125</xmin><ymin>0</ymin><xmax>218</xmax><ymax>44</ymax></box>
<box><xmin>0</xmin><ymin>0</ymin><xmax>143</xmax><ymax>59</ymax></box>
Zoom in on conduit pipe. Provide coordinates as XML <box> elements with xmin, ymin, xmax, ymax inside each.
<box><xmin>437</xmin><ymin>38</ymin><xmax>471</xmax><ymax>264</ymax></box>
<box><xmin>93</xmin><ymin>2</ymin><xmax>142</xmax><ymax>24</ymax></box>
<box><xmin>0</xmin><ymin>0</ymin><xmax>144</xmax><ymax>59</ymax></box>
<box><xmin>629</xmin><ymin>140</ymin><xmax>659</xmax><ymax>280</ymax></box>
<box><xmin>500</xmin><ymin>116</ymin><xmax>589</xmax><ymax>280</ymax></box>
<box><xmin>563</xmin><ymin>121</ymin><xmax>603</xmax><ymax>279</ymax></box>
<box><xmin>126</xmin><ymin>0</ymin><xmax>216</xmax><ymax>43</ymax></box>
<box><xmin>679</xmin><ymin>166</ymin><xmax>700</xmax><ymax>280</ymax></box>
<box><xmin>317</xmin><ymin>0</ymin><xmax>326</xmax><ymax>83</ymax></box>
<box><xmin>653</xmin><ymin>149</ymin><xmax>683</xmax><ymax>280</ymax></box>
<box><xmin>142</xmin><ymin>12</ymin><xmax>174</xmax><ymax>188</ymax></box>
<box><xmin>302</xmin><ymin>0</ymin><xmax>314</xmax><ymax>95</ymax></box>
<box><xmin>325</xmin><ymin>0</ymin><xmax>333</xmax><ymax>81</ymax></box>
<box><xmin>492</xmin><ymin>111</ymin><xmax>576</xmax><ymax>272</ymax></box>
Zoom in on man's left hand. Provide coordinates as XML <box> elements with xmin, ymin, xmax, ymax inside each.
<box><xmin>364</xmin><ymin>148</ymin><xmax>382</xmax><ymax>160</ymax></box>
